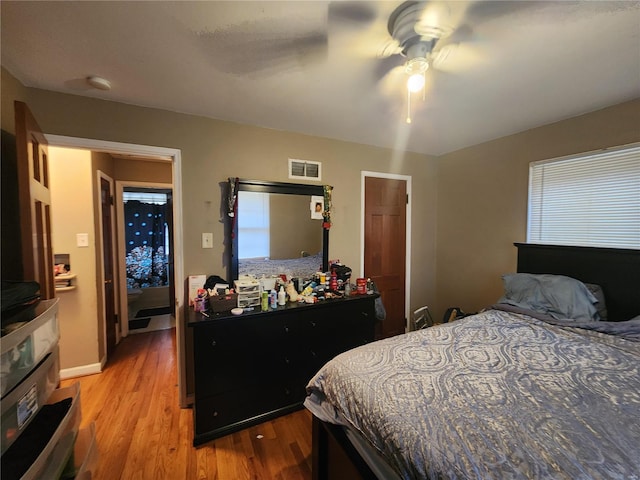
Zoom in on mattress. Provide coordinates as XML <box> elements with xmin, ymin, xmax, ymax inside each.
<box><xmin>305</xmin><ymin>308</ymin><xmax>640</xmax><ymax>479</ymax></box>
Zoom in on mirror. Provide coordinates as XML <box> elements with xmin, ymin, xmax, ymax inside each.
<box><xmin>230</xmin><ymin>179</ymin><xmax>329</xmax><ymax>281</ymax></box>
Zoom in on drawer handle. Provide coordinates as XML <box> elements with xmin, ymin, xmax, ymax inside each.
<box><xmin>284</xmin><ymin>326</ymin><xmax>289</xmax><ymax>333</ymax></box>
<box><xmin>310</xmin><ymin>321</ymin><xmax>316</xmax><ymax>327</ymax></box>
<box><xmin>310</xmin><ymin>350</ymin><xmax>316</xmax><ymax>357</ymax></box>
<box><xmin>211</xmin><ymin>340</ymin><xmax>217</xmax><ymax>347</ymax></box>
<box><xmin>361</xmin><ymin>311</ymin><xmax>369</xmax><ymax>317</ymax></box>
<box><xmin>213</xmin><ymin>411</ymin><xmax>218</xmax><ymax>417</ymax></box>
<box><xmin>284</xmin><ymin>357</ymin><xmax>290</xmax><ymax>364</ymax></box>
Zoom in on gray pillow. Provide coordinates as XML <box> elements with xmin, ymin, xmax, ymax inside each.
<box><xmin>584</xmin><ymin>283</ymin><xmax>608</xmax><ymax>321</ymax></box>
<box><xmin>499</xmin><ymin>273</ymin><xmax>599</xmax><ymax>322</ymax></box>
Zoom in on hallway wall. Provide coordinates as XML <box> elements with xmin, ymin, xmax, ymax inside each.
<box><xmin>49</xmin><ymin>147</ymin><xmax>101</xmax><ymax>374</ymax></box>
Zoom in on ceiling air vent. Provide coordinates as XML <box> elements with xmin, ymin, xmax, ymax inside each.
<box><xmin>289</xmin><ymin>158</ymin><xmax>321</xmax><ymax>181</ymax></box>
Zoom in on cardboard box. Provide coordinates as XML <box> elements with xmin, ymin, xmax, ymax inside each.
<box><xmin>188</xmin><ymin>275</ymin><xmax>206</xmax><ymax>306</ymax></box>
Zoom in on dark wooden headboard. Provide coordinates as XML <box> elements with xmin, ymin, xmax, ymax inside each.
<box><xmin>515</xmin><ymin>243</ymin><xmax>640</xmax><ymax>322</ymax></box>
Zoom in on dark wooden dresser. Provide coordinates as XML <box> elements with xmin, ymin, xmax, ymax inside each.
<box><xmin>188</xmin><ymin>294</ymin><xmax>377</xmax><ymax>446</ymax></box>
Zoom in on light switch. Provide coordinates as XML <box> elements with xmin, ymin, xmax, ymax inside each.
<box><xmin>76</xmin><ymin>233</ymin><xmax>89</xmax><ymax>247</ymax></box>
<box><xmin>202</xmin><ymin>232</ymin><xmax>213</xmax><ymax>249</ymax></box>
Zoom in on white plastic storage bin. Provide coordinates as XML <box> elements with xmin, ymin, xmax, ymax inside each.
<box><xmin>234</xmin><ymin>278</ymin><xmax>260</xmax><ymax>294</ymax></box>
<box><xmin>238</xmin><ymin>294</ymin><xmax>261</xmax><ymax>308</ymax></box>
<box><xmin>1</xmin><ymin>299</ymin><xmax>59</xmax><ymax>397</ymax></box>
<box><xmin>235</xmin><ymin>278</ymin><xmax>261</xmax><ymax>308</ymax></box>
<box><xmin>1</xmin><ymin>382</ymin><xmax>81</xmax><ymax>480</ymax></box>
<box><xmin>1</xmin><ymin>346</ymin><xmax>60</xmax><ymax>455</ymax></box>
<box><xmin>62</xmin><ymin>422</ymin><xmax>98</xmax><ymax>480</ymax></box>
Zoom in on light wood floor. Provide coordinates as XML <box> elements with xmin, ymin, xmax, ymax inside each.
<box><xmin>61</xmin><ymin>329</ymin><xmax>313</xmax><ymax>479</ymax></box>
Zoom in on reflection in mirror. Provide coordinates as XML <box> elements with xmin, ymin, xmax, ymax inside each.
<box><xmin>229</xmin><ymin>180</ymin><xmax>329</xmax><ymax>282</ymax></box>
<box><xmin>238</xmin><ymin>191</ymin><xmax>322</xmax><ymax>261</ymax></box>
<box><xmin>237</xmin><ymin>191</ymin><xmax>324</xmax><ymax>279</ymax></box>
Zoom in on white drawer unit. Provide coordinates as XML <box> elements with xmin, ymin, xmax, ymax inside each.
<box><xmin>1</xmin><ymin>299</ymin><xmax>59</xmax><ymax>397</ymax></box>
<box><xmin>234</xmin><ymin>278</ymin><xmax>261</xmax><ymax>308</ymax></box>
<box><xmin>238</xmin><ymin>294</ymin><xmax>261</xmax><ymax>308</ymax></box>
<box><xmin>1</xmin><ymin>296</ymin><xmax>97</xmax><ymax>479</ymax></box>
<box><xmin>1</xmin><ymin>347</ymin><xmax>60</xmax><ymax>455</ymax></box>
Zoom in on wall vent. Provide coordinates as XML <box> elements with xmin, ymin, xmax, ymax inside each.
<box><xmin>288</xmin><ymin>158</ymin><xmax>321</xmax><ymax>181</ymax></box>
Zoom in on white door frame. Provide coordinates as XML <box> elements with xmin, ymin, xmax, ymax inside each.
<box><xmin>44</xmin><ymin>134</ymin><xmax>187</xmax><ymax>406</ymax></box>
<box><xmin>360</xmin><ymin>171</ymin><xmax>412</xmax><ymax>332</ymax></box>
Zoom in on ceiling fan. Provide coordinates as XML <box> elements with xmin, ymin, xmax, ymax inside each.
<box><xmin>378</xmin><ymin>1</ymin><xmax>468</xmax><ymax>123</ymax></box>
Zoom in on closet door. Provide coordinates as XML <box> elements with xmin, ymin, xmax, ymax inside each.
<box><xmin>15</xmin><ymin>101</ymin><xmax>55</xmax><ymax>299</ymax></box>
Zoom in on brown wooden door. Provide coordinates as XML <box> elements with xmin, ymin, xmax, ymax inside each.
<box><xmin>101</xmin><ymin>177</ymin><xmax>117</xmax><ymax>355</ymax></box>
<box><xmin>364</xmin><ymin>177</ymin><xmax>407</xmax><ymax>339</ymax></box>
<box><xmin>15</xmin><ymin>101</ymin><xmax>55</xmax><ymax>299</ymax></box>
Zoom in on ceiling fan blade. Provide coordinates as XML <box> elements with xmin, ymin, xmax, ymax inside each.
<box><xmin>328</xmin><ymin>1</ymin><xmax>377</xmax><ymax>26</ymax></box>
<box><xmin>198</xmin><ymin>23</ymin><xmax>327</xmax><ymax>76</ymax></box>
<box><xmin>431</xmin><ymin>42</ymin><xmax>487</xmax><ymax>74</ymax></box>
<box><xmin>464</xmin><ymin>0</ymin><xmax>547</xmax><ymax>24</ymax></box>
<box><xmin>378</xmin><ymin>65</ymin><xmax>407</xmax><ymax>97</ymax></box>
<box><xmin>332</xmin><ymin>2</ymin><xmax>400</xmax><ymax>61</ymax></box>
<box><xmin>373</xmin><ymin>54</ymin><xmax>405</xmax><ymax>83</ymax></box>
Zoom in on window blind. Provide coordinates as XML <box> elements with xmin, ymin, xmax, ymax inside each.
<box><xmin>527</xmin><ymin>143</ymin><xmax>640</xmax><ymax>249</ymax></box>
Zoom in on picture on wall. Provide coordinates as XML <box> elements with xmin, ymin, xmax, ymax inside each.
<box><xmin>311</xmin><ymin>195</ymin><xmax>324</xmax><ymax>219</ymax></box>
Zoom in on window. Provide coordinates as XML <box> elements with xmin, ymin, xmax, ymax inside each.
<box><xmin>527</xmin><ymin>143</ymin><xmax>640</xmax><ymax>249</ymax></box>
<box><xmin>238</xmin><ymin>191</ymin><xmax>270</xmax><ymax>259</ymax></box>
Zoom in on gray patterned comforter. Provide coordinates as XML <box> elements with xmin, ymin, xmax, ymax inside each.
<box><xmin>305</xmin><ymin>309</ymin><xmax>640</xmax><ymax>479</ymax></box>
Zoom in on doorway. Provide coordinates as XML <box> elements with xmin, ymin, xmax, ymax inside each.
<box><xmin>361</xmin><ymin>172</ymin><xmax>411</xmax><ymax>338</ymax></box>
<box><xmin>118</xmin><ymin>185</ymin><xmax>174</xmax><ymax>335</ymax></box>
<box><xmin>45</xmin><ymin>134</ymin><xmax>189</xmax><ymax>407</ymax></box>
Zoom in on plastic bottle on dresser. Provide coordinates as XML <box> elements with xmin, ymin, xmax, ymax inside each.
<box><xmin>270</xmin><ymin>289</ymin><xmax>277</xmax><ymax>308</ymax></box>
<box><xmin>277</xmin><ymin>285</ymin><xmax>286</xmax><ymax>305</ymax></box>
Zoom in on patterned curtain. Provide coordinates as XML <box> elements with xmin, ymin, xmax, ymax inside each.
<box><xmin>124</xmin><ymin>200</ymin><xmax>168</xmax><ymax>288</ymax></box>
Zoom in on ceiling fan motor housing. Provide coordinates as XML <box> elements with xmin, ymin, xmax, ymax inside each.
<box><xmin>388</xmin><ymin>1</ymin><xmax>452</xmax><ymax>58</ymax></box>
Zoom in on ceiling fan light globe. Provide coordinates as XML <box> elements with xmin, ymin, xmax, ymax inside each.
<box><xmin>405</xmin><ymin>56</ymin><xmax>429</xmax><ymax>75</ymax></box>
<box><xmin>407</xmin><ymin>73</ymin><xmax>425</xmax><ymax>93</ymax></box>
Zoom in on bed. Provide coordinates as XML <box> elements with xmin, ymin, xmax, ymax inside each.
<box><xmin>305</xmin><ymin>244</ymin><xmax>640</xmax><ymax>480</ymax></box>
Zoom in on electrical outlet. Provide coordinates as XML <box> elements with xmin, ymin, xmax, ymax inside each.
<box><xmin>202</xmin><ymin>232</ymin><xmax>213</xmax><ymax>249</ymax></box>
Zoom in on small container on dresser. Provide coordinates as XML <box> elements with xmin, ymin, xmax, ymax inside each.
<box><xmin>234</xmin><ymin>278</ymin><xmax>260</xmax><ymax>308</ymax></box>
<box><xmin>208</xmin><ymin>293</ymin><xmax>239</xmax><ymax>313</ymax></box>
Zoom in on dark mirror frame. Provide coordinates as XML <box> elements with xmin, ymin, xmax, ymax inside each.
<box><xmin>229</xmin><ymin>179</ymin><xmax>329</xmax><ymax>282</ymax></box>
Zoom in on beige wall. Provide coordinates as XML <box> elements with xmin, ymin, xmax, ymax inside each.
<box><xmin>1</xmin><ymin>68</ymin><xmax>438</xmax><ymax>322</ymax></box>
<box><xmin>435</xmin><ymin>99</ymin><xmax>640</xmax><ymax>318</ymax></box>
<box><xmin>1</xmin><ymin>67</ymin><xmax>28</xmax><ymax>133</ymax></box>
<box><xmin>49</xmin><ymin>147</ymin><xmax>101</xmax><ymax>371</ymax></box>
<box><xmin>114</xmin><ymin>157</ymin><xmax>172</xmax><ymax>183</ymax></box>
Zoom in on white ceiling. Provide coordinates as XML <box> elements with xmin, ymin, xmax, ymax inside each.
<box><xmin>2</xmin><ymin>1</ymin><xmax>639</xmax><ymax>156</ymax></box>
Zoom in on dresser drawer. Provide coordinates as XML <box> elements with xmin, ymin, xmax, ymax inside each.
<box><xmin>194</xmin><ymin>383</ymin><xmax>298</xmax><ymax>437</ymax></box>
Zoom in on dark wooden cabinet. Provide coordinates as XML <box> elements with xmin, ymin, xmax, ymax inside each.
<box><xmin>188</xmin><ymin>294</ymin><xmax>377</xmax><ymax>446</ymax></box>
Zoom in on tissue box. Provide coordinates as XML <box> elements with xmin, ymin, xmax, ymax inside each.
<box><xmin>209</xmin><ymin>293</ymin><xmax>238</xmax><ymax>313</ymax></box>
